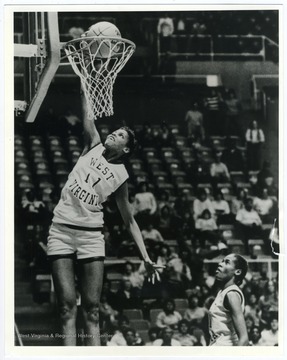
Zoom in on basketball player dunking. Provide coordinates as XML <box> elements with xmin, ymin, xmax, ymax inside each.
<box><xmin>208</xmin><ymin>254</ymin><xmax>249</xmax><ymax>346</ymax></box>
<box><xmin>47</xmin><ymin>94</ymin><xmax>162</xmax><ymax>346</ymax></box>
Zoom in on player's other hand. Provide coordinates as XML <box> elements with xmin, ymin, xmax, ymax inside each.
<box><xmin>144</xmin><ymin>261</ymin><xmax>165</xmax><ymax>284</ymax></box>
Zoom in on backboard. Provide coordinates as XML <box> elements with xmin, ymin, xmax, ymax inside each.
<box><xmin>14</xmin><ymin>12</ymin><xmax>61</xmax><ymax>123</ymax></box>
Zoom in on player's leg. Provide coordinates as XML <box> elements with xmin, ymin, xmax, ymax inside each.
<box><xmin>77</xmin><ymin>258</ymin><xmax>104</xmax><ymax>345</ymax></box>
<box><xmin>51</xmin><ymin>257</ymin><xmax>78</xmax><ymax>345</ymax></box>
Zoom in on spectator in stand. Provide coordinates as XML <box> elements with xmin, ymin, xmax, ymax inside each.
<box><xmin>122</xmin><ymin>327</ymin><xmax>145</xmax><ymax>346</ymax></box>
<box><xmin>173</xmin><ymin>319</ymin><xmax>198</xmax><ymax>346</ymax></box>
<box><xmin>230</xmin><ymin>188</ymin><xmax>249</xmax><ymax>218</ymax></box>
<box><xmin>245</xmin><ymin>293</ymin><xmax>260</xmax><ymax>327</ymax></box>
<box><xmin>190</xmin><ymin>19</ymin><xmax>207</xmax><ymax>56</ymax></box>
<box><xmin>249</xmin><ymin>325</ymin><xmax>262</xmax><ymax>346</ymax></box>
<box><xmin>204</xmin><ymin>88</ymin><xmax>223</xmax><ymax>136</ymax></box>
<box><xmin>184</xmin><ymin>295</ymin><xmax>208</xmax><ymax>327</ymax></box>
<box><xmin>157</xmin><ymin>13</ymin><xmax>174</xmax><ymax>54</ymax></box>
<box><xmin>258</xmin><ymin>316</ymin><xmax>278</xmax><ymax>346</ymax></box>
<box><xmin>133</xmin><ymin>181</ymin><xmax>157</xmax><ymax>228</ymax></box>
<box><xmin>195</xmin><ymin>209</ymin><xmax>219</xmax><ymax>248</ymax></box>
<box><xmin>157</xmin><ymin>122</ymin><xmax>172</xmax><ymax>148</ymax></box>
<box><xmin>174</xmin><ymin>190</ymin><xmax>193</xmax><ymax>218</ymax></box>
<box><xmin>139</xmin><ymin>122</ymin><xmax>155</xmax><ymax>148</ymax></box>
<box><xmin>142</xmin><ymin>222</ymin><xmax>164</xmax><ymax>243</ymax></box>
<box><xmin>258</xmin><ymin>281</ymin><xmax>278</xmax><ymax>328</ymax></box>
<box><xmin>211</xmin><ymin>191</ymin><xmax>231</xmax><ymax>225</ymax></box>
<box><xmin>223</xmin><ymin>89</ymin><xmax>242</xmax><ymax>136</ymax></box>
<box><xmin>158</xmin><ymin>205</ymin><xmax>179</xmax><ymax>240</ymax></box>
<box><xmin>253</xmin><ymin>188</ymin><xmax>275</xmax><ymax>223</ymax></box>
<box><xmin>193</xmin><ymin>189</ymin><xmax>215</xmax><ymax>221</ymax></box>
<box><xmin>156</xmin><ymin>243</ymin><xmax>171</xmax><ymax>273</ymax></box>
<box><xmin>245</xmin><ymin>314</ymin><xmax>255</xmax><ymax>336</ymax></box>
<box><xmin>122</xmin><ymin>261</ymin><xmax>146</xmax><ymax>293</ymax></box>
<box><xmin>157</xmin><ymin>189</ymin><xmax>173</xmax><ymax>213</ymax></box>
<box><xmin>178</xmin><ymin>209</ymin><xmax>195</xmax><ymax>242</ymax></box>
<box><xmin>245</xmin><ymin>120</ymin><xmax>265</xmax><ymax>171</ymax></box>
<box><xmin>257</xmin><ymin>161</ymin><xmax>273</xmax><ymax>190</ymax></box>
<box><xmin>107</xmin><ymin>316</ymin><xmax>131</xmax><ymax>346</ymax></box>
<box><xmin>145</xmin><ymin>327</ymin><xmax>160</xmax><ymax>346</ymax></box>
<box><xmin>115</xmin><ymin>279</ymin><xmax>141</xmax><ymax>311</ymax></box>
<box><xmin>185</xmin><ymin>101</ymin><xmax>205</xmax><ymax>144</ymax></box>
<box><xmin>210</xmin><ymin>151</ymin><xmax>231</xmax><ymax>188</ymax></box>
<box><xmin>235</xmin><ymin>197</ymin><xmax>263</xmax><ymax>254</ymax></box>
<box><xmin>99</xmin><ymin>293</ymin><xmax>118</xmax><ymax>332</ymax></box>
<box><xmin>256</xmin><ymin>171</ymin><xmax>278</xmax><ymax>202</ymax></box>
<box><xmin>153</xmin><ymin>326</ymin><xmax>181</xmax><ymax>346</ymax></box>
<box><xmin>155</xmin><ymin>299</ymin><xmax>182</xmax><ymax>329</ymax></box>
<box><xmin>222</xmin><ymin>137</ymin><xmax>245</xmax><ymax>172</ymax></box>
<box><xmin>101</xmin><ymin>280</ymin><xmax>118</xmax><ymax>311</ymax></box>
<box><xmin>165</xmin><ymin>250</ymin><xmax>193</xmax><ymax>295</ymax></box>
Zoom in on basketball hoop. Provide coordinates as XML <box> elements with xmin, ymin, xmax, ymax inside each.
<box><xmin>63</xmin><ymin>36</ymin><xmax>136</xmax><ymax>120</ymax></box>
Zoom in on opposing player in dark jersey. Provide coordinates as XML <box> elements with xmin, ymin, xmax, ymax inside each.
<box><xmin>208</xmin><ymin>253</ymin><xmax>249</xmax><ymax>346</ymax></box>
<box><xmin>47</xmin><ymin>95</ymin><xmax>162</xmax><ymax>346</ymax></box>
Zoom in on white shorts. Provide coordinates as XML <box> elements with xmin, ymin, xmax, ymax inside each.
<box><xmin>47</xmin><ymin>222</ymin><xmax>105</xmax><ymax>260</ymax></box>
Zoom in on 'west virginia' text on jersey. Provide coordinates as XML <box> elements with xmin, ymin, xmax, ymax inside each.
<box><xmin>53</xmin><ymin>144</ymin><xmax>129</xmax><ymax>227</ymax></box>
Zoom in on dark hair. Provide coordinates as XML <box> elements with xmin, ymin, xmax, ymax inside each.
<box><xmin>233</xmin><ymin>254</ymin><xmax>248</xmax><ymax>285</ymax></box>
<box><xmin>163</xmin><ymin>298</ymin><xmax>175</xmax><ymax>313</ymax></box>
<box><xmin>178</xmin><ymin>319</ymin><xmax>190</xmax><ymax>330</ymax></box>
<box><xmin>118</xmin><ymin>315</ymin><xmax>130</xmax><ymax>326</ymax></box>
<box><xmin>201</xmin><ymin>209</ymin><xmax>211</xmax><ymax>218</ymax></box>
<box><xmin>148</xmin><ymin>327</ymin><xmax>159</xmax><ymax>337</ymax></box>
<box><xmin>122</xmin><ymin>327</ymin><xmax>136</xmax><ymax>337</ymax></box>
<box><xmin>120</xmin><ymin>126</ymin><xmax>137</xmax><ymax>158</ymax></box>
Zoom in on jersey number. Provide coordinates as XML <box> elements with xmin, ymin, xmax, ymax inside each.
<box><xmin>84</xmin><ymin>173</ymin><xmax>101</xmax><ymax>188</ymax></box>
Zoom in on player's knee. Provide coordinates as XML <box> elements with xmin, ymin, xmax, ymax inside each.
<box><xmin>59</xmin><ymin>302</ymin><xmax>77</xmax><ymax>321</ymax></box>
<box><xmin>83</xmin><ymin>302</ymin><xmax>100</xmax><ymax>324</ymax></box>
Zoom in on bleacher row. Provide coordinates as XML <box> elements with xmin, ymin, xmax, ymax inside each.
<box><xmin>121</xmin><ymin>302</ymin><xmax>189</xmax><ymax>343</ymax></box>
<box><xmin>15</xmin><ymin>122</ymin><xmax>252</xmax><ymax>201</ymax></box>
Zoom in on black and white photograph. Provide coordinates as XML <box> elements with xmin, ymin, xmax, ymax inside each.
<box><xmin>3</xmin><ymin>1</ymin><xmax>286</xmax><ymax>357</ymax></box>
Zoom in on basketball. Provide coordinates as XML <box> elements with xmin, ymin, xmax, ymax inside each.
<box><xmin>85</xmin><ymin>22</ymin><xmax>122</xmax><ymax>58</ymax></box>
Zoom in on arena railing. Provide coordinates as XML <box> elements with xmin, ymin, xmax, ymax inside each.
<box><xmin>157</xmin><ymin>34</ymin><xmax>278</xmax><ymax>62</ymax></box>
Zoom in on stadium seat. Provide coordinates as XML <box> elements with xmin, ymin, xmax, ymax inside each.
<box><xmin>197</xmin><ymin>183</ymin><xmax>213</xmax><ymax>196</ymax></box>
<box><xmin>230</xmin><ymin>171</ymin><xmax>246</xmax><ymax>184</ymax></box>
<box><xmin>174</xmin><ymin>298</ymin><xmax>189</xmax><ymax>310</ymax></box>
<box><xmin>137</xmin><ymin>330</ymin><xmax>149</xmax><ymax>344</ymax></box>
<box><xmin>130</xmin><ymin>319</ymin><xmax>150</xmax><ymax>330</ymax></box>
<box><xmin>226</xmin><ymin>239</ymin><xmax>245</xmax><ymax>255</ymax></box>
<box><xmin>169</xmin><ymin>124</ymin><xmax>180</xmax><ymax>135</ymax></box>
<box><xmin>106</xmin><ymin>272</ymin><xmax>123</xmax><ymax>281</ymax></box>
<box><xmin>174</xmin><ymin>137</ymin><xmax>188</xmax><ymax>149</ymax></box>
<box><xmin>149</xmin><ymin>309</ymin><xmax>162</xmax><ymax>326</ymax></box>
<box><xmin>248</xmin><ymin>239</ymin><xmax>265</xmax><ymax>255</ymax></box>
<box><xmin>210</xmin><ymin>136</ymin><xmax>226</xmax><ymax>151</ymax></box>
<box><xmin>217</xmin><ymin>183</ymin><xmax>234</xmax><ymax>196</ymax></box>
<box><xmin>123</xmin><ymin>309</ymin><xmax>143</xmax><ymax>320</ymax></box>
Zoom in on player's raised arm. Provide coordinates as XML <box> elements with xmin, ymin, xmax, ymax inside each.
<box><xmin>81</xmin><ymin>91</ymin><xmax>101</xmax><ymax>152</ymax></box>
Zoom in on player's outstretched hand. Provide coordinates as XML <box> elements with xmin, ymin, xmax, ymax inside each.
<box><xmin>144</xmin><ymin>261</ymin><xmax>165</xmax><ymax>284</ymax></box>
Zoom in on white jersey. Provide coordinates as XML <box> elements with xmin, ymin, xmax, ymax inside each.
<box><xmin>209</xmin><ymin>284</ymin><xmax>245</xmax><ymax>346</ymax></box>
<box><xmin>53</xmin><ymin>143</ymin><xmax>129</xmax><ymax>228</ymax></box>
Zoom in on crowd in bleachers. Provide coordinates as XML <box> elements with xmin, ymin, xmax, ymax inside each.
<box><xmin>14</xmin><ymin>82</ymin><xmax>279</xmax><ymax>345</ymax></box>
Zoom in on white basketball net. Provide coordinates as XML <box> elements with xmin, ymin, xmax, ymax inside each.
<box><xmin>64</xmin><ymin>36</ymin><xmax>135</xmax><ymax>120</ymax></box>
